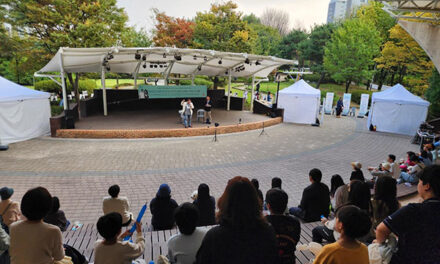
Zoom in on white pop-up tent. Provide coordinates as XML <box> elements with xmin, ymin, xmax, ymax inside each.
<box><xmin>278</xmin><ymin>80</ymin><xmax>321</xmax><ymax>124</ymax></box>
<box><xmin>0</xmin><ymin>76</ymin><xmax>51</xmax><ymax>144</ymax></box>
<box><xmin>367</xmin><ymin>83</ymin><xmax>430</xmax><ymax>135</ymax></box>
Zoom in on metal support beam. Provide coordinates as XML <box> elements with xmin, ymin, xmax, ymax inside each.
<box><xmin>164</xmin><ymin>62</ymin><xmax>175</xmax><ymax>85</ymax></box>
<box><xmin>59</xmin><ymin>50</ymin><xmax>68</xmax><ymax>111</ymax></box>
<box><xmin>227</xmin><ymin>70</ymin><xmax>232</xmax><ymax>111</ymax></box>
<box><xmin>191</xmin><ymin>74</ymin><xmax>195</xmax><ymax>85</ymax></box>
<box><xmin>101</xmin><ymin>63</ymin><xmax>108</xmax><ymax>116</ymax></box>
<box><xmin>250</xmin><ymin>75</ymin><xmax>255</xmax><ymax>112</ymax></box>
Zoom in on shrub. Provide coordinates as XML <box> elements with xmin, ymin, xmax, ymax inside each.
<box><xmin>75</xmin><ymin>79</ymin><xmax>97</xmax><ymax>95</ymax></box>
<box><xmin>35</xmin><ymin>79</ymin><xmax>97</xmax><ymax>95</ymax></box>
<box><xmin>35</xmin><ymin>80</ymin><xmax>61</xmax><ymax>93</ymax></box>
<box><xmin>51</xmin><ymin>105</ymin><xmax>63</xmax><ymax>117</ymax></box>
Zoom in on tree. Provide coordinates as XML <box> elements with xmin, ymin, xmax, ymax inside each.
<box><xmin>242</xmin><ymin>13</ymin><xmax>260</xmax><ymax>24</ymax></box>
<box><xmin>245</xmin><ymin>16</ymin><xmax>281</xmax><ymax>56</ymax></box>
<box><xmin>152</xmin><ymin>11</ymin><xmax>195</xmax><ymax>48</ymax></box>
<box><xmin>122</xmin><ymin>27</ymin><xmax>151</xmax><ymax>47</ymax></box>
<box><xmin>277</xmin><ymin>30</ymin><xmax>307</xmax><ymax>65</ymax></box>
<box><xmin>425</xmin><ymin>69</ymin><xmax>440</xmax><ymax>118</ymax></box>
<box><xmin>7</xmin><ymin>0</ymin><xmax>129</xmax><ymax>115</ymax></box>
<box><xmin>260</xmin><ymin>8</ymin><xmax>290</xmax><ymax>36</ymax></box>
<box><xmin>192</xmin><ymin>1</ymin><xmax>256</xmax><ymax>53</ymax></box>
<box><xmin>324</xmin><ymin>18</ymin><xmax>381</xmax><ymax>92</ymax></box>
<box><xmin>299</xmin><ymin>24</ymin><xmax>336</xmax><ymax>88</ymax></box>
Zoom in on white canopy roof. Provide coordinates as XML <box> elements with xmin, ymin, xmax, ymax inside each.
<box><xmin>0</xmin><ymin>76</ymin><xmax>49</xmax><ymax>103</ymax></box>
<box><xmin>279</xmin><ymin>79</ymin><xmax>321</xmax><ymax>97</ymax></box>
<box><xmin>372</xmin><ymin>83</ymin><xmax>430</xmax><ymax>106</ymax></box>
<box><xmin>37</xmin><ymin>47</ymin><xmax>294</xmax><ymax>78</ymax></box>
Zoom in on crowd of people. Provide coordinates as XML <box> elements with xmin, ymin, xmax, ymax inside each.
<box><xmin>0</xmin><ymin>157</ymin><xmax>439</xmax><ymax>263</ymax></box>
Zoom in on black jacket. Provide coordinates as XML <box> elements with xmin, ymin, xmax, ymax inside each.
<box><xmin>299</xmin><ymin>182</ymin><xmax>330</xmax><ymax>222</ymax></box>
<box><xmin>193</xmin><ymin>196</ymin><xmax>216</xmax><ymax>226</ymax></box>
<box><xmin>150</xmin><ymin>197</ymin><xmax>178</xmax><ymax>230</ymax></box>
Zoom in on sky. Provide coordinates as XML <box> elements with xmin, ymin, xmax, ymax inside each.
<box><xmin>116</xmin><ymin>0</ymin><xmax>330</xmax><ymax>34</ymax></box>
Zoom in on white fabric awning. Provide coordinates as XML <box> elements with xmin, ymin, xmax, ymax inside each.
<box><xmin>278</xmin><ymin>79</ymin><xmax>321</xmax><ymax>97</ymax></box>
<box><xmin>37</xmin><ymin>47</ymin><xmax>294</xmax><ymax>78</ymax></box>
<box><xmin>371</xmin><ymin>83</ymin><xmax>430</xmax><ymax>106</ymax></box>
<box><xmin>0</xmin><ymin>76</ymin><xmax>49</xmax><ymax>102</ymax></box>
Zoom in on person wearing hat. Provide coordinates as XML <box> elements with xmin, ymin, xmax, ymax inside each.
<box><xmin>150</xmin><ymin>184</ymin><xmax>178</xmax><ymax>230</ymax></box>
<box><xmin>350</xmin><ymin>162</ymin><xmax>365</xmax><ymax>182</ymax></box>
<box><xmin>366</xmin><ymin>162</ymin><xmax>393</xmax><ymax>189</ymax></box>
<box><xmin>0</xmin><ymin>187</ymin><xmax>21</xmax><ymax>233</ymax></box>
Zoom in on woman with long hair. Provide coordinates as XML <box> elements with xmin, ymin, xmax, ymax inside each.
<box><xmin>193</xmin><ymin>183</ymin><xmax>216</xmax><ymax>226</ymax></box>
<box><xmin>372</xmin><ymin>177</ymin><xmax>399</xmax><ymax>229</ymax></box>
<box><xmin>196</xmin><ymin>176</ymin><xmax>278</xmax><ymax>264</ymax></box>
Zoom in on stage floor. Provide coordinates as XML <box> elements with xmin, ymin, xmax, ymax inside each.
<box><xmin>75</xmin><ymin>109</ymin><xmax>271</xmax><ymax>130</ymax></box>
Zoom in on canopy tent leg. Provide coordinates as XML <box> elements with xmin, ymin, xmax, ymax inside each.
<box><xmin>250</xmin><ymin>75</ymin><xmax>255</xmax><ymax>112</ymax></box>
<box><xmin>101</xmin><ymin>67</ymin><xmax>108</xmax><ymax>116</ymax></box>
<box><xmin>59</xmin><ymin>50</ymin><xmax>68</xmax><ymax>111</ymax></box>
<box><xmin>227</xmin><ymin>70</ymin><xmax>232</xmax><ymax>111</ymax></box>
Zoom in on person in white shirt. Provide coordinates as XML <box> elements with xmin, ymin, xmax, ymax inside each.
<box><xmin>167</xmin><ymin>203</ymin><xmax>207</xmax><ymax>264</ymax></box>
<box><xmin>9</xmin><ymin>187</ymin><xmax>64</xmax><ymax>264</ymax></box>
<box><xmin>181</xmin><ymin>99</ymin><xmax>194</xmax><ymax>128</ymax></box>
<box><xmin>103</xmin><ymin>185</ymin><xmax>133</xmax><ymax>226</ymax></box>
<box><xmin>94</xmin><ymin>212</ymin><xmax>145</xmax><ymax>264</ymax></box>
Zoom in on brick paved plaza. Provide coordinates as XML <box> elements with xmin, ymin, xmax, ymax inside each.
<box><xmin>0</xmin><ymin>116</ymin><xmax>418</xmax><ymax>224</ymax></box>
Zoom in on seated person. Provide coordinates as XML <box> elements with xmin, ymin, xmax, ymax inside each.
<box><xmin>0</xmin><ymin>187</ymin><xmax>21</xmax><ymax>233</ymax></box>
<box><xmin>44</xmin><ymin>196</ymin><xmax>68</xmax><ymax>231</ymax></box>
<box><xmin>330</xmin><ymin>175</ymin><xmax>345</xmax><ymax>210</ymax></box>
<box><xmin>399</xmin><ymin>151</ymin><xmax>416</xmax><ymax>172</ymax></box>
<box><xmin>313</xmin><ymin>205</ymin><xmax>371</xmax><ymax>264</ymax></box>
<box><xmin>94</xmin><ymin>213</ymin><xmax>145</xmax><ymax>264</ymax></box>
<box><xmin>366</xmin><ymin>162</ymin><xmax>392</xmax><ymax>188</ymax></box>
<box><xmin>266</xmin><ymin>188</ymin><xmax>300</xmax><ymax>264</ymax></box>
<box><xmin>167</xmin><ymin>203</ymin><xmax>207</xmax><ymax>264</ymax></box>
<box><xmin>289</xmin><ymin>169</ymin><xmax>330</xmax><ymax>222</ymax></box>
<box><xmin>398</xmin><ymin>155</ymin><xmax>425</xmax><ymax>184</ymax></box>
<box><xmin>150</xmin><ymin>184</ymin><xmax>178</xmax><ymax>230</ymax></box>
<box><xmin>350</xmin><ymin>162</ymin><xmax>365</xmax><ymax>182</ymax></box>
<box><xmin>251</xmin><ymin>179</ymin><xmax>264</xmax><ymax>204</ymax></box>
<box><xmin>192</xmin><ymin>184</ymin><xmax>216</xmax><ymax>226</ymax></box>
<box><xmin>371</xmin><ymin>177</ymin><xmax>399</xmax><ymax>230</ymax></box>
<box><xmin>9</xmin><ymin>187</ymin><xmax>64</xmax><ymax>263</ymax></box>
<box><xmin>387</xmin><ymin>154</ymin><xmax>401</xmax><ymax>179</ymax></box>
<box><xmin>0</xmin><ymin>226</ymin><xmax>9</xmax><ymax>261</ymax></box>
<box><xmin>103</xmin><ymin>185</ymin><xmax>133</xmax><ymax>227</ymax></box>
<box><xmin>375</xmin><ymin>165</ymin><xmax>440</xmax><ymax>264</ymax></box>
<box><xmin>420</xmin><ymin>150</ymin><xmax>432</xmax><ymax>166</ymax></box>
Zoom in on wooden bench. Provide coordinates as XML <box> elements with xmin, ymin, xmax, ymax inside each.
<box><xmin>62</xmin><ymin>222</ymin><xmax>321</xmax><ymax>264</ymax></box>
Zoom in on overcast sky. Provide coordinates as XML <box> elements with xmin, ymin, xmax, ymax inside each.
<box><xmin>116</xmin><ymin>0</ymin><xmax>330</xmax><ymax>34</ymax></box>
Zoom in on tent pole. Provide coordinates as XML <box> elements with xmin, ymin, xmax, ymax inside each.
<box><xmin>191</xmin><ymin>74</ymin><xmax>195</xmax><ymax>85</ymax></box>
<box><xmin>227</xmin><ymin>70</ymin><xmax>232</xmax><ymax>111</ymax></box>
<box><xmin>101</xmin><ymin>66</ymin><xmax>108</xmax><ymax>116</ymax></box>
<box><xmin>59</xmin><ymin>50</ymin><xmax>68</xmax><ymax>111</ymax></box>
<box><xmin>250</xmin><ymin>75</ymin><xmax>255</xmax><ymax>112</ymax></box>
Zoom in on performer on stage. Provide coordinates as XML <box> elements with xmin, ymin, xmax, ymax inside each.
<box><xmin>204</xmin><ymin>96</ymin><xmax>212</xmax><ymax>124</ymax></box>
<box><xmin>336</xmin><ymin>97</ymin><xmax>343</xmax><ymax>118</ymax></box>
<box><xmin>181</xmin><ymin>99</ymin><xmax>194</xmax><ymax>128</ymax></box>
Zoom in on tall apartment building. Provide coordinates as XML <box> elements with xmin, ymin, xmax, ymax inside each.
<box><xmin>346</xmin><ymin>0</ymin><xmax>369</xmax><ymax>17</ymax></box>
<box><xmin>327</xmin><ymin>0</ymin><xmax>347</xmax><ymax>24</ymax></box>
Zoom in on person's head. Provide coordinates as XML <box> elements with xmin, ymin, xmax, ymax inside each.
<box><xmin>174</xmin><ymin>203</ymin><xmax>199</xmax><ymax>235</ymax></box>
<box><xmin>197</xmin><ymin>183</ymin><xmax>210</xmax><ymax>200</ymax></box>
<box><xmin>387</xmin><ymin>154</ymin><xmax>396</xmax><ymax>163</ymax></box>
<box><xmin>330</xmin><ymin>174</ymin><xmax>345</xmax><ymax>196</ymax></box>
<box><xmin>334</xmin><ymin>205</ymin><xmax>372</xmax><ymax>240</ymax></box>
<box><xmin>351</xmin><ymin>162</ymin><xmax>362</xmax><ymax>171</ymax></box>
<box><xmin>268</xmin><ymin>92</ymin><xmax>271</xmax><ymax>95</ymax></box>
<box><xmin>381</xmin><ymin>162</ymin><xmax>391</xmax><ymax>172</ymax></box>
<box><xmin>348</xmin><ymin>181</ymin><xmax>370</xmax><ymax>212</ymax></box>
<box><xmin>97</xmin><ymin>212</ymin><xmax>122</xmax><ymax>241</ymax></box>
<box><xmin>271</xmin><ymin>177</ymin><xmax>282</xmax><ymax>189</ymax></box>
<box><xmin>424</xmin><ymin>144</ymin><xmax>433</xmax><ymax>151</ymax></box>
<box><xmin>50</xmin><ymin>196</ymin><xmax>61</xmax><ymax>213</ymax></box>
<box><xmin>410</xmin><ymin>154</ymin><xmax>421</xmax><ymax>164</ymax></box>
<box><xmin>421</xmin><ymin>150</ymin><xmax>428</xmax><ymax>159</ymax></box>
<box><xmin>418</xmin><ymin>165</ymin><xmax>440</xmax><ymax>200</ymax></box>
<box><xmin>21</xmin><ymin>187</ymin><xmax>53</xmax><ymax>221</ymax></box>
<box><xmin>187</xmin><ymin>99</ymin><xmax>192</xmax><ymax>103</ymax></box>
<box><xmin>217</xmin><ymin>176</ymin><xmax>265</xmax><ymax>230</ymax></box>
<box><xmin>407</xmin><ymin>151</ymin><xmax>416</xmax><ymax>160</ymax></box>
<box><xmin>266</xmin><ymin>188</ymin><xmax>288</xmax><ymax>215</ymax></box>
<box><xmin>108</xmin><ymin>185</ymin><xmax>120</xmax><ymax>198</ymax></box>
<box><xmin>251</xmin><ymin>179</ymin><xmax>260</xmax><ymax>190</ymax></box>
<box><xmin>350</xmin><ymin>170</ymin><xmax>365</xmax><ymax>182</ymax></box>
<box><xmin>206</xmin><ymin>96</ymin><xmax>210</xmax><ymax>101</ymax></box>
<box><xmin>157</xmin><ymin>184</ymin><xmax>171</xmax><ymax>199</ymax></box>
<box><xmin>309</xmin><ymin>168</ymin><xmax>322</xmax><ymax>183</ymax></box>
<box><xmin>0</xmin><ymin>187</ymin><xmax>14</xmax><ymax>200</ymax></box>
<box><xmin>374</xmin><ymin>177</ymin><xmax>399</xmax><ymax>214</ymax></box>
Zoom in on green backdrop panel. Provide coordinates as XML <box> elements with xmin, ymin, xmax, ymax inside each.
<box><xmin>138</xmin><ymin>85</ymin><xmax>207</xmax><ymax>99</ymax></box>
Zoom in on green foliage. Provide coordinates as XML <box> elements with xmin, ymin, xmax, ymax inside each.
<box><xmin>192</xmin><ymin>1</ymin><xmax>256</xmax><ymax>53</ymax></box>
<box><xmin>179</xmin><ymin>77</ymin><xmax>213</xmax><ymax>88</ymax></box>
<box><xmin>355</xmin><ymin>1</ymin><xmax>395</xmax><ymax>41</ymax></box>
<box><xmin>35</xmin><ymin>79</ymin><xmax>97</xmax><ymax>94</ymax></box>
<box><xmin>324</xmin><ymin>18</ymin><xmax>382</xmax><ymax>91</ymax></box>
<box><xmin>51</xmin><ymin>105</ymin><xmax>64</xmax><ymax>117</ymax></box>
<box><xmin>425</xmin><ymin>69</ymin><xmax>440</xmax><ymax>118</ymax></box>
<box><xmin>121</xmin><ymin>27</ymin><xmax>152</xmax><ymax>47</ymax></box>
<box><xmin>35</xmin><ymin>80</ymin><xmax>60</xmax><ymax>93</ymax></box>
<box><xmin>242</xmin><ymin>13</ymin><xmax>261</xmax><ymax>24</ymax></box>
<box><xmin>249</xmin><ymin>23</ymin><xmax>281</xmax><ymax>55</ymax></box>
<box><xmin>276</xmin><ymin>30</ymin><xmax>308</xmax><ymax>63</ymax></box>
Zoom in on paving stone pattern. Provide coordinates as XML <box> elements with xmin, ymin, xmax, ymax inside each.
<box><xmin>0</xmin><ymin>116</ymin><xmax>418</xmax><ymax>224</ymax></box>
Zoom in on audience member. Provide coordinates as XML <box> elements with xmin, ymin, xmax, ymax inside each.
<box><xmin>0</xmin><ymin>187</ymin><xmax>21</xmax><ymax>234</ymax></box>
<box><xmin>399</xmin><ymin>151</ymin><xmax>416</xmax><ymax>172</ymax></box>
<box><xmin>289</xmin><ymin>169</ymin><xmax>330</xmax><ymax>222</ymax></box>
<box><xmin>330</xmin><ymin>175</ymin><xmax>344</xmax><ymax>210</ymax></box>
<box><xmin>375</xmin><ymin>165</ymin><xmax>440</xmax><ymax>264</ymax></box>
<box><xmin>0</xmin><ymin>226</ymin><xmax>9</xmax><ymax>263</ymax></box>
<box><xmin>150</xmin><ymin>184</ymin><xmax>178</xmax><ymax>230</ymax></box>
<box><xmin>420</xmin><ymin>150</ymin><xmax>432</xmax><ymax>166</ymax></box>
<box><xmin>251</xmin><ymin>179</ymin><xmax>264</xmax><ymax>203</ymax></box>
<box><xmin>350</xmin><ymin>162</ymin><xmax>365</xmax><ymax>182</ymax></box>
<box><xmin>313</xmin><ymin>205</ymin><xmax>371</xmax><ymax>264</ymax></box>
<box><xmin>193</xmin><ymin>184</ymin><xmax>215</xmax><ymax>226</ymax></box>
<box><xmin>103</xmin><ymin>185</ymin><xmax>133</xmax><ymax>227</ymax></box>
<box><xmin>196</xmin><ymin>176</ymin><xmax>278</xmax><ymax>264</ymax></box>
<box><xmin>387</xmin><ymin>154</ymin><xmax>401</xmax><ymax>179</ymax></box>
<box><xmin>9</xmin><ymin>187</ymin><xmax>64</xmax><ymax>263</ymax></box>
<box><xmin>167</xmin><ymin>203</ymin><xmax>207</xmax><ymax>264</ymax></box>
<box><xmin>265</xmin><ymin>188</ymin><xmax>300</xmax><ymax>264</ymax></box>
<box><xmin>271</xmin><ymin>177</ymin><xmax>282</xmax><ymax>189</ymax></box>
<box><xmin>44</xmin><ymin>196</ymin><xmax>68</xmax><ymax>232</ymax></box>
<box><xmin>398</xmin><ymin>155</ymin><xmax>425</xmax><ymax>184</ymax></box>
<box><xmin>371</xmin><ymin>177</ymin><xmax>399</xmax><ymax>230</ymax></box>
<box><xmin>366</xmin><ymin>162</ymin><xmax>392</xmax><ymax>189</ymax></box>
<box><xmin>94</xmin><ymin>212</ymin><xmax>145</xmax><ymax>264</ymax></box>
<box><xmin>423</xmin><ymin>144</ymin><xmax>434</xmax><ymax>161</ymax></box>
<box><xmin>333</xmin><ymin>184</ymin><xmax>349</xmax><ymax>211</ymax></box>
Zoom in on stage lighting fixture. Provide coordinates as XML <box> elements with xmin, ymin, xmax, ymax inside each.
<box><xmin>159</xmin><ymin>64</ymin><xmax>163</xmax><ymax>68</ymax></box>
<box><xmin>106</xmin><ymin>65</ymin><xmax>111</xmax><ymax>71</ymax></box>
<box><xmin>197</xmin><ymin>65</ymin><xmax>202</xmax><ymax>71</ymax></box>
<box><xmin>215</xmin><ymin>123</ymin><xmax>219</xmax><ymax>127</ymax></box>
<box><xmin>102</xmin><ymin>59</ymin><xmax>108</xmax><ymax>66</ymax></box>
<box><xmin>255</xmin><ymin>60</ymin><xmax>261</xmax><ymax>65</ymax></box>
<box><xmin>135</xmin><ymin>53</ymin><xmax>141</xmax><ymax>60</ymax></box>
<box><xmin>142</xmin><ymin>63</ymin><xmax>147</xmax><ymax>69</ymax></box>
<box><xmin>244</xmin><ymin>58</ymin><xmax>250</xmax><ymax>64</ymax></box>
<box><xmin>163</xmin><ymin>53</ymin><xmax>167</xmax><ymax>58</ymax></box>
<box><xmin>193</xmin><ymin>55</ymin><xmax>197</xmax><ymax>60</ymax></box>
<box><xmin>142</xmin><ymin>55</ymin><xmax>146</xmax><ymax>61</ymax></box>
<box><xmin>204</xmin><ymin>56</ymin><xmax>207</xmax><ymax>61</ymax></box>
<box><xmin>107</xmin><ymin>53</ymin><xmax>114</xmax><ymax>60</ymax></box>
<box><xmin>218</xmin><ymin>59</ymin><xmax>222</xmax><ymax>65</ymax></box>
<box><xmin>150</xmin><ymin>64</ymin><xmax>153</xmax><ymax>68</ymax></box>
<box><xmin>174</xmin><ymin>54</ymin><xmax>182</xmax><ymax>61</ymax></box>
<box><xmin>154</xmin><ymin>64</ymin><xmax>158</xmax><ymax>68</ymax></box>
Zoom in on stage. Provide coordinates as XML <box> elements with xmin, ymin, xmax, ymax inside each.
<box><xmin>56</xmin><ymin>109</ymin><xmax>281</xmax><ymax>139</ymax></box>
